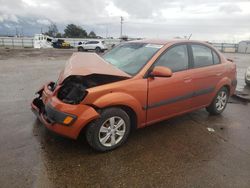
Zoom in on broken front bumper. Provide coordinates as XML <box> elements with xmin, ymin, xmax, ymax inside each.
<box><xmin>31</xmin><ymin>84</ymin><xmax>100</xmax><ymax>139</ymax></box>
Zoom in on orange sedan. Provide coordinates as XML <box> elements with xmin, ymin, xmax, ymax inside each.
<box><xmin>31</xmin><ymin>39</ymin><xmax>237</xmax><ymax>151</ymax></box>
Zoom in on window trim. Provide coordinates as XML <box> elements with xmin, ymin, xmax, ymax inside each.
<box><xmin>212</xmin><ymin>50</ymin><xmax>220</xmax><ymax>65</ymax></box>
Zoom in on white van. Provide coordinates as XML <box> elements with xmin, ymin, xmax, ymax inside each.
<box><xmin>34</xmin><ymin>34</ymin><xmax>53</xmax><ymax>49</ymax></box>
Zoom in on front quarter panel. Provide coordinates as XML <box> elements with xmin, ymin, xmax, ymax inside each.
<box><xmin>83</xmin><ymin>78</ymin><xmax>147</xmax><ymax>128</ymax></box>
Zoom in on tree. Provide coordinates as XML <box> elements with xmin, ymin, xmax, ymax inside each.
<box><xmin>88</xmin><ymin>31</ymin><xmax>97</xmax><ymax>38</ymax></box>
<box><xmin>55</xmin><ymin>33</ymin><xmax>62</xmax><ymax>38</ymax></box>
<box><xmin>45</xmin><ymin>23</ymin><xmax>58</xmax><ymax>37</ymax></box>
<box><xmin>64</xmin><ymin>24</ymin><xmax>88</xmax><ymax>38</ymax></box>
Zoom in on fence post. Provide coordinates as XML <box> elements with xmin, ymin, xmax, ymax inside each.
<box><xmin>12</xmin><ymin>38</ymin><xmax>14</xmax><ymax>49</ymax></box>
<box><xmin>1</xmin><ymin>38</ymin><xmax>4</xmax><ymax>47</ymax></box>
<box><xmin>22</xmin><ymin>38</ymin><xmax>24</xmax><ymax>48</ymax></box>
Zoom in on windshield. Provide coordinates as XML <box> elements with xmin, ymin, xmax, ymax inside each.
<box><xmin>103</xmin><ymin>42</ymin><xmax>162</xmax><ymax>75</ymax></box>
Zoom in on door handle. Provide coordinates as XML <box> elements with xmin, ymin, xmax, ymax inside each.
<box><xmin>215</xmin><ymin>72</ymin><xmax>223</xmax><ymax>76</ymax></box>
<box><xmin>183</xmin><ymin>77</ymin><xmax>192</xmax><ymax>83</ymax></box>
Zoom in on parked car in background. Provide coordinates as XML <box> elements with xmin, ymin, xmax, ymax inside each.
<box><xmin>77</xmin><ymin>40</ymin><xmax>107</xmax><ymax>53</ymax></box>
<box><xmin>52</xmin><ymin>39</ymin><xmax>71</xmax><ymax>49</ymax></box>
<box><xmin>31</xmin><ymin>39</ymin><xmax>237</xmax><ymax>152</ymax></box>
<box><xmin>78</xmin><ymin>41</ymin><xmax>87</xmax><ymax>45</ymax></box>
<box><xmin>245</xmin><ymin>66</ymin><xmax>250</xmax><ymax>86</ymax></box>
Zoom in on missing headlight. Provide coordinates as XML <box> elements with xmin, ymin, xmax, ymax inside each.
<box><xmin>57</xmin><ymin>79</ymin><xmax>87</xmax><ymax>104</ymax></box>
<box><xmin>57</xmin><ymin>74</ymin><xmax>127</xmax><ymax>104</ymax></box>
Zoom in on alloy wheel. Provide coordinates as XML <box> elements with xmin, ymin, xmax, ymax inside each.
<box><xmin>98</xmin><ymin>116</ymin><xmax>126</xmax><ymax>147</ymax></box>
<box><xmin>215</xmin><ymin>90</ymin><xmax>228</xmax><ymax>111</ymax></box>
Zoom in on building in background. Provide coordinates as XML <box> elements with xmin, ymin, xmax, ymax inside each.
<box><xmin>238</xmin><ymin>41</ymin><xmax>250</xmax><ymax>53</ymax></box>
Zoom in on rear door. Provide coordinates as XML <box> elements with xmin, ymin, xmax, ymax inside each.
<box><xmin>89</xmin><ymin>41</ymin><xmax>99</xmax><ymax>50</ymax></box>
<box><xmin>146</xmin><ymin>44</ymin><xmax>194</xmax><ymax>124</ymax></box>
<box><xmin>84</xmin><ymin>41</ymin><xmax>92</xmax><ymax>50</ymax></box>
<box><xmin>189</xmin><ymin>44</ymin><xmax>225</xmax><ymax>108</ymax></box>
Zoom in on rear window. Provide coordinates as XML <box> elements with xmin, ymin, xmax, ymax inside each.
<box><xmin>86</xmin><ymin>41</ymin><xmax>99</xmax><ymax>44</ymax></box>
<box><xmin>192</xmin><ymin>44</ymin><xmax>213</xmax><ymax>68</ymax></box>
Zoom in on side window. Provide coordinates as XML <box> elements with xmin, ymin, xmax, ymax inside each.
<box><xmin>154</xmin><ymin>45</ymin><xmax>188</xmax><ymax>72</ymax></box>
<box><xmin>212</xmin><ymin>51</ymin><xmax>220</xmax><ymax>64</ymax></box>
<box><xmin>192</xmin><ymin>45</ymin><xmax>213</xmax><ymax>68</ymax></box>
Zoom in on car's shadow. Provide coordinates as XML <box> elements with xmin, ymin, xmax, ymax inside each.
<box><xmin>32</xmin><ymin>107</ymin><xmax>233</xmax><ymax>186</ymax></box>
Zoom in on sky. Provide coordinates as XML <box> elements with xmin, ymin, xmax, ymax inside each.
<box><xmin>0</xmin><ymin>0</ymin><xmax>250</xmax><ymax>42</ymax></box>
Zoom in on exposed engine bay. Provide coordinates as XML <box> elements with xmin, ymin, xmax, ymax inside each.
<box><xmin>56</xmin><ymin>74</ymin><xmax>127</xmax><ymax>104</ymax></box>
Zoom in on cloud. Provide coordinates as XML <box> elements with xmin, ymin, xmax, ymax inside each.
<box><xmin>0</xmin><ymin>0</ymin><xmax>250</xmax><ymax>41</ymax></box>
<box><xmin>0</xmin><ymin>14</ymin><xmax>18</xmax><ymax>23</ymax></box>
<box><xmin>219</xmin><ymin>4</ymin><xmax>242</xmax><ymax>13</ymax></box>
<box><xmin>36</xmin><ymin>19</ymin><xmax>51</xmax><ymax>25</ymax></box>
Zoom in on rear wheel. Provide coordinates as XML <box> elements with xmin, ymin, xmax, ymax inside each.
<box><xmin>245</xmin><ymin>79</ymin><xmax>250</xmax><ymax>86</ymax></box>
<box><xmin>78</xmin><ymin>47</ymin><xmax>84</xmax><ymax>52</ymax></box>
<box><xmin>86</xmin><ymin>108</ymin><xmax>131</xmax><ymax>151</ymax></box>
<box><xmin>206</xmin><ymin>87</ymin><xmax>229</xmax><ymax>115</ymax></box>
<box><xmin>95</xmin><ymin>47</ymin><xmax>101</xmax><ymax>53</ymax></box>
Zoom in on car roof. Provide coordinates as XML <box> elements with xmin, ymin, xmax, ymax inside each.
<box><xmin>129</xmin><ymin>39</ymin><xmax>210</xmax><ymax>46</ymax></box>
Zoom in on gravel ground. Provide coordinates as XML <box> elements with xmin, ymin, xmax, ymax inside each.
<box><xmin>0</xmin><ymin>49</ymin><xmax>250</xmax><ymax>188</ymax></box>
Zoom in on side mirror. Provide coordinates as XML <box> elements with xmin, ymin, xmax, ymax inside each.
<box><xmin>149</xmin><ymin>66</ymin><xmax>173</xmax><ymax>78</ymax></box>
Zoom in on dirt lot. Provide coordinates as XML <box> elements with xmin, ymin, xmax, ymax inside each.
<box><xmin>0</xmin><ymin>49</ymin><xmax>250</xmax><ymax>188</ymax></box>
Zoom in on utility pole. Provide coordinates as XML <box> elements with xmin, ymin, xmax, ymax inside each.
<box><xmin>120</xmin><ymin>16</ymin><xmax>124</xmax><ymax>38</ymax></box>
<box><xmin>106</xmin><ymin>25</ymin><xmax>109</xmax><ymax>38</ymax></box>
<box><xmin>15</xmin><ymin>27</ymin><xmax>18</xmax><ymax>37</ymax></box>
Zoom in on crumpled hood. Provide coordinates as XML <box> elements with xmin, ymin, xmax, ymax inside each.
<box><xmin>58</xmin><ymin>52</ymin><xmax>131</xmax><ymax>83</ymax></box>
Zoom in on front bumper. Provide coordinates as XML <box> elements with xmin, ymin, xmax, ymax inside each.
<box><xmin>31</xmin><ymin>83</ymin><xmax>100</xmax><ymax>139</ymax></box>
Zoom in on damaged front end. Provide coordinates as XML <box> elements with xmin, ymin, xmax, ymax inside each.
<box><xmin>57</xmin><ymin>74</ymin><xmax>127</xmax><ymax>105</ymax></box>
<box><xmin>31</xmin><ymin>52</ymin><xmax>131</xmax><ymax>139</ymax></box>
<box><xmin>31</xmin><ymin>74</ymin><xmax>127</xmax><ymax>131</ymax></box>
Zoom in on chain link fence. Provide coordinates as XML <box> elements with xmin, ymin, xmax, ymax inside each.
<box><xmin>0</xmin><ymin>37</ymin><xmax>34</xmax><ymax>48</ymax></box>
<box><xmin>0</xmin><ymin>37</ymin><xmax>241</xmax><ymax>53</ymax></box>
<box><xmin>0</xmin><ymin>37</ymin><xmax>121</xmax><ymax>49</ymax></box>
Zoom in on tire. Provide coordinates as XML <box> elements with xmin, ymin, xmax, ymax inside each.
<box><xmin>206</xmin><ymin>87</ymin><xmax>229</xmax><ymax>115</ymax></box>
<box><xmin>86</xmin><ymin>108</ymin><xmax>131</xmax><ymax>152</ymax></box>
<box><xmin>245</xmin><ymin>79</ymin><xmax>250</xmax><ymax>86</ymax></box>
<box><xmin>95</xmin><ymin>47</ymin><xmax>101</xmax><ymax>53</ymax></box>
<box><xmin>78</xmin><ymin>47</ymin><xmax>84</xmax><ymax>52</ymax></box>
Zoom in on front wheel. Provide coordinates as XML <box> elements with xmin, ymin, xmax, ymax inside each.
<box><xmin>86</xmin><ymin>108</ymin><xmax>131</xmax><ymax>151</ymax></box>
<box><xmin>206</xmin><ymin>87</ymin><xmax>229</xmax><ymax>115</ymax></box>
<box><xmin>245</xmin><ymin>79</ymin><xmax>250</xmax><ymax>86</ymax></box>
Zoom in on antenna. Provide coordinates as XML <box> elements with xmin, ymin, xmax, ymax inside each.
<box><xmin>188</xmin><ymin>34</ymin><xmax>192</xmax><ymax>40</ymax></box>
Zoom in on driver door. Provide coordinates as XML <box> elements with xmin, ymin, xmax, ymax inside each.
<box><xmin>146</xmin><ymin>44</ymin><xmax>194</xmax><ymax>124</ymax></box>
